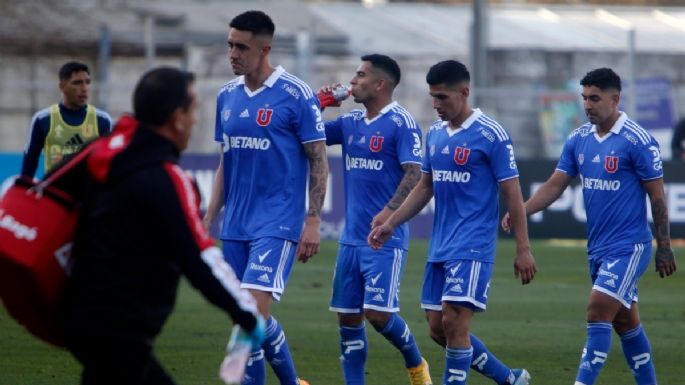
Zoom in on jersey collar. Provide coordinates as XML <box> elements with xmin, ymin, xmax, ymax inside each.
<box><xmin>364</xmin><ymin>101</ymin><xmax>398</xmax><ymax>125</ymax></box>
<box><xmin>237</xmin><ymin>66</ymin><xmax>285</xmax><ymax>97</ymax></box>
<box><xmin>590</xmin><ymin>111</ymin><xmax>627</xmax><ymax>135</ymax></box>
<box><xmin>445</xmin><ymin>108</ymin><xmax>482</xmax><ymax>136</ymax></box>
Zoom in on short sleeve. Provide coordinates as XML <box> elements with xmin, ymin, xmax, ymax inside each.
<box><xmin>488</xmin><ymin>136</ymin><xmax>519</xmax><ymax>182</ymax></box>
<box><xmin>324</xmin><ymin>117</ymin><xmax>344</xmax><ymax>146</ymax></box>
<box><xmin>396</xmin><ymin>123</ymin><xmax>423</xmax><ymax>165</ymax></box>
<box><xmin>556</xmin><ymin>135</ymin><xmax>578</xmax><ymax>178</ymax></box>
<box><xmin>295</xmin><ymin>94</ymin><xmax>327</xmax><ymax>144</ymax></box>
<box><xmin>633</xmin><ymin>137</ymin><xmax>664</xmax><ymax>181</ymax></box>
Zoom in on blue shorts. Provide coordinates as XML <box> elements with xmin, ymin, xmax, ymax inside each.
<box><xmin>421</xmin><ymin>259</ymin><xmax>493</xmax><ymax>312</ymax></box>
<box><xmin>330</xmin><ymin>244</ymin><xmax>406</xmax><ymax>313</ymax></box>
<box><xmin>589</xmin><ymin>242</ymin><xmax>651</xmax><ymax>309</ymax></box>
<box><xmin>222</xmin><ymin>237</ymin><xmax>296</xmax><ymax>302</ymax></box>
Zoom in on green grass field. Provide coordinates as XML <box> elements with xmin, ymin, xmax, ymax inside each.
<box><xmin>1</xmin><ymin>239</ymin><xmax>683</xmax><ymax>385</ymax></box>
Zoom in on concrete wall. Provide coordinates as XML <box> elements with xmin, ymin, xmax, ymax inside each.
<box><xmin>2</xmin><ymin>48</ymin><xmax>683</xmax><ymax>157</ymax></box>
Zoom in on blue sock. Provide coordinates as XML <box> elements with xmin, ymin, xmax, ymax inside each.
<box><xmin>375</xmin><ymin>313</ymin><xmax>422</xmax><ymax>368</ymax></box>
<box><xmin>575</xmin><ymin>322</ymin><xmax>613</xmax><ymax>385</ymax></box>
<box><xmin>470</xmin><ymin>333</ymin><xmax>514</xmax><ymax>385</ymax></box>
<box><xmin>620</xmin><ymin>325</ymin><xmax>656</xmax><ymax>385</ymax></box>
<box><xmin>444</xmin><ymin>346</ymin><xmax>473</xmax><ymax>385</ymax></box>
<box><xmin>262</xmin><ymin>316</ymin><xmax>298</xmax><ymax>385</ymax></box>
<box><xmin>242</xmin><ymin>349</ymin><xmax>265</xmax><ymax>385</ymax></box>
<box><xmin>340</xmin><ymin>324</ymin><xmax>368</xmax><ymax>385</ymax></box>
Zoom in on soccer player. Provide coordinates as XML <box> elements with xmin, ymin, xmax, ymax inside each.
<box><xmin>21</xmin><ymin>61</ymin><xmax>112</xmax><ymax>178</ymax></box>
<box><xmin>502</xmin><ymin>67</ymin><xmax>677</xmax><ymax>385</ymax></box>
<box><xmin>203</xmin><ymin>10</ymin><xmax>328</xmax><ymax>385</ymax></box>
<box><xmin>319</xmin><ymin>54</ymin><xmax>432</xmax><ymax>385</ymax></box>
<box><xmin>369</xmin><ymin>60</ymin><xmax>536</xmax><ymax>385</ymax></box>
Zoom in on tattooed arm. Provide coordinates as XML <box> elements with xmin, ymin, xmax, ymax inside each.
<box><xmin>371</xmin><ymin>163</ymin><xmax>421</xmax><ymax>228</ymax></box>
<box><xmin>643</xmin><ymin>178</ymin><xmax>676</xmax><ymax>278</ymax></box>
<box><xmin>297</xmin><ymin>140</ymin><xmax>329</xmax><ymax>262</ymax></box>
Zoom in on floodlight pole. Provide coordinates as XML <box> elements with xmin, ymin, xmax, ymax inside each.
<box><xmin>627</xmin><ymin>28</ymin><xmax>636</xmax><ymax>118</ymax></box>
<box><xmin>472</xmin><ymin>0</ymin><xmax>488</xmax><ymax>107</ymax></box>
<box><xmin>144</xmin><ymin>15</ymin><xmax>155</xmax><ymax>70</ymax></box>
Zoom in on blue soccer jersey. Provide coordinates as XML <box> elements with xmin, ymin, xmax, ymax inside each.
<box><xmin>421</xmin><ymin>109</ymin><xmax>519</xmax><ymax>263</ymax></box>
<box><xmin>556</xmin><ymin>112</ymin><xmax>662</xmax><ymax>256</ymax></box>
<box><xmin>325</xmin><ymin>102</ymin><xmax>423</xmax><ymax>249</ymax></box>
<box><xmin>214</xmin><ymin>66</ymin><xmax>326</xmax><ymax>242</ymax></box>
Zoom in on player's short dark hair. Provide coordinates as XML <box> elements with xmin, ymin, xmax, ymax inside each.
<box><xmin>580</xmin><ymin>68</ymin><xmax>622</xmax><ymax>92</ymax></box>
<box><xmin>361</xmin><ymin>54</ymin><xmax>401</xmax><ymax>86</ymax></box>
<box><xmin>59</xmin><ymin>61</ymin><xmax>89</xmax><ymax>81</ymax></box>
<box><xmin>229</xmin><ymin>10</ymin><xmax>275</xmax><ymax>38</ymax></box>
<box><xmin>426</xmin><ymin>60</ymin><xmax>470</xmax><ymax>87</ymax></box>
<box><xmin>133</xmin><ymin>67</ymin><xmax>195</xmax><ymax>126</ymax></box>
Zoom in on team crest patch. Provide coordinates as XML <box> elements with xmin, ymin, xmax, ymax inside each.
<box><xmin>578</xmin><ymin>153</ymin><xmax>584</xmax><ymax>165</ymax></box>
<box><xmin>369</xmin><ymin>135</ymin><xmax>384</xmax><ymax>152</ymax></box>
<box><xmin>223</xmin><ymin>109</ymin><xmax>231</xmax><ymax>121</ymax></box>
<box><xmin>256</xmin><ymin>108</ymin><xmax>273</xmax><ymax>126</ymax></box>
<box><xmin>430</xmin><ymin>144</ymin><xmax>436</xmax><ymax>156</ymax></box>
<box><xmin>604</xmin><ymin>155</ymin><xmax>619</xmax><ymax>173</ymax></box>
<box><xmin>454</xmin><ymin>146</ymin><xmax>470</xmax><ymax>165</ymax></box>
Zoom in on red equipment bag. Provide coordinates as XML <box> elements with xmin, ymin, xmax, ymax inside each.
<box><xmin>0</xmin><ymin>146</ymin><xmax>93</xmax><ymax>347</ymax></box>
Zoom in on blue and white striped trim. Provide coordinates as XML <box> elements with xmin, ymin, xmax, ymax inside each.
<box><xmin>623</xmin><ymin>120</ymin><xmax>651</xmax><ymax>145</ymax></box>
<box><xmin>390</xmin><ymin>105</ymin><xmax>417</xmax><ymax>129</ymax></box>
<box><xmin>330</xmin><ymin>306</ymin><xmax>362</xmax><ymax>313</ymax></box>
<box><xmin>281</xmin><ymin>72</ymin><xmax>314</xmax><ymax>99</ymax></box>
<box><xmin>218</xmin><ymin>78</ymin><xmax>241</xmax><ymax>94</ymax></box>
<box><xmin>617</xmin><ymin>243</ymin><xmax>643</xmax><ymax>300</ymax></box>
<box><xmin>364</xmin><ymin>303</ymin><xmax>400</xmax><ymax>312</ymax></box>
<box><xmin>274</xmin><ymin>240</ymin><xmax>292</xmax><ymax>293</ymax></box>
<box><xmin>387</xmin><ymin>248</ymin><xmax>404</xmax><ymax>309</ymax></box>
<box><xmin>477</xmin><ymin>114</ymin><xmax>510</xmax><ymax>142</ymax></box>
<box><xmin>441</xmin><ymin>295</ymin><xmax>487</xmax><ymax>310</ymax></box>
<box><xmin>420</xmin><ymin>303</ymin><xmax>442</xmax><ymax>311</ymax></box>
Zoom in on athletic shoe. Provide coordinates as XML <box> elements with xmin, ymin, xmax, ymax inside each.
<box><xmin>296</xmin><ymin>378</ymin><xmax>310</xmax><ymax>385</ymax></box>
<box><xmin>511</xmin><ymin>368</ymin><xmax>531</xmax><ymax>385</ymax></box>
<box><xmin>407</xmin><ymin>357</ymin><xmax>432</xmax><ymax>385</ymax></box>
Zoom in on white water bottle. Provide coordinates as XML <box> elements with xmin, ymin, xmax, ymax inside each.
<box><xmin>219</xmin><ymin>325</ymin><xmax>252</xmax><ymax>384</ymax></box>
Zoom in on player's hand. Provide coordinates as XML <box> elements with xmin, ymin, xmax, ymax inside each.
<box><xmin>317</xmin><ymin>82</ymin><xmax>342</xmax><ymax>94</ymax></box>
<box><xmin>316</xmin><ymin>82</ymin><xmax>343</xmax><ymax>107</ymax></box>
<box><xmin>655</xmin><ymin>246</ymin><xmax>676</xmax><ymax>278</ymax></box>
<box><xmin>371</xmin><ymin>207</ymin><xmax>394</xmax><ymax>229</ymax></box>
<box><xmin>368</xmin><ymin>224</ymin><xmax>393</xmax><ymax>250</ymax></box>
<box><xmin>513</xmin><ymin>249</ymin><xmax>537</xmax><ymax>285</ymax></box>
<box><xmin>202</xmin><ymin>214</ymin><xmax>213</xmax><ymax>230</ymax></box>
<box><xmin>296</xmin><ymin>216</ymin><xmax>321</xmax><ymax>263</ymax></box>
<box><xmin>500</xmin><ymin>212</ymin><xmax>511</xmax><ymax>233</ymax></box>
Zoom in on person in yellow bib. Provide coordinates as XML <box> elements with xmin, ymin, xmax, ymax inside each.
<box><xmin>21</xmin><ymin>61</ymin><xmax>112</xmax><ymax>178</ymax></box>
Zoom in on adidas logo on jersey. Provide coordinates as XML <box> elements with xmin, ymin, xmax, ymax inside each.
<box><xmin>372</xmin><ymin>293</ymin><xmax>384</xmax><ymax>302</ymax></box>
<box><xmin>358</xmin><ymin>136</ymin><xmax>366</xmax><ymax>144</ymax></box>
<box><xmin>65</xmin><ymin>134</ymin><xmax>85</xmax><ymax>146</ymax></box>
<box><xmin>258</xmin><ymin>273</ymin><xmax>270</xmax><ymax>283</ymax></box>
<box><xmin>240</xmin><ymin>109</ymin><xmax>250</xmax><ymax>118</ymax></box>
<box><xmin>441</xmin><ymin>145</ymin><xmax>450</xmax><ymax>154</ymax></box>
<box><xmin>592</xmin><ymin>154</ymin><xmax>600</xmax><ymax>163</ymax></box>
<box><xmin>450</xmin><ymin>284</ymin><xmax>463</xmax><ymax>293</ymax></box>
<box><xmin>604</xmin><ymin>278</ymin><xmax>616</xmax><ymax>288</ymax></box>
